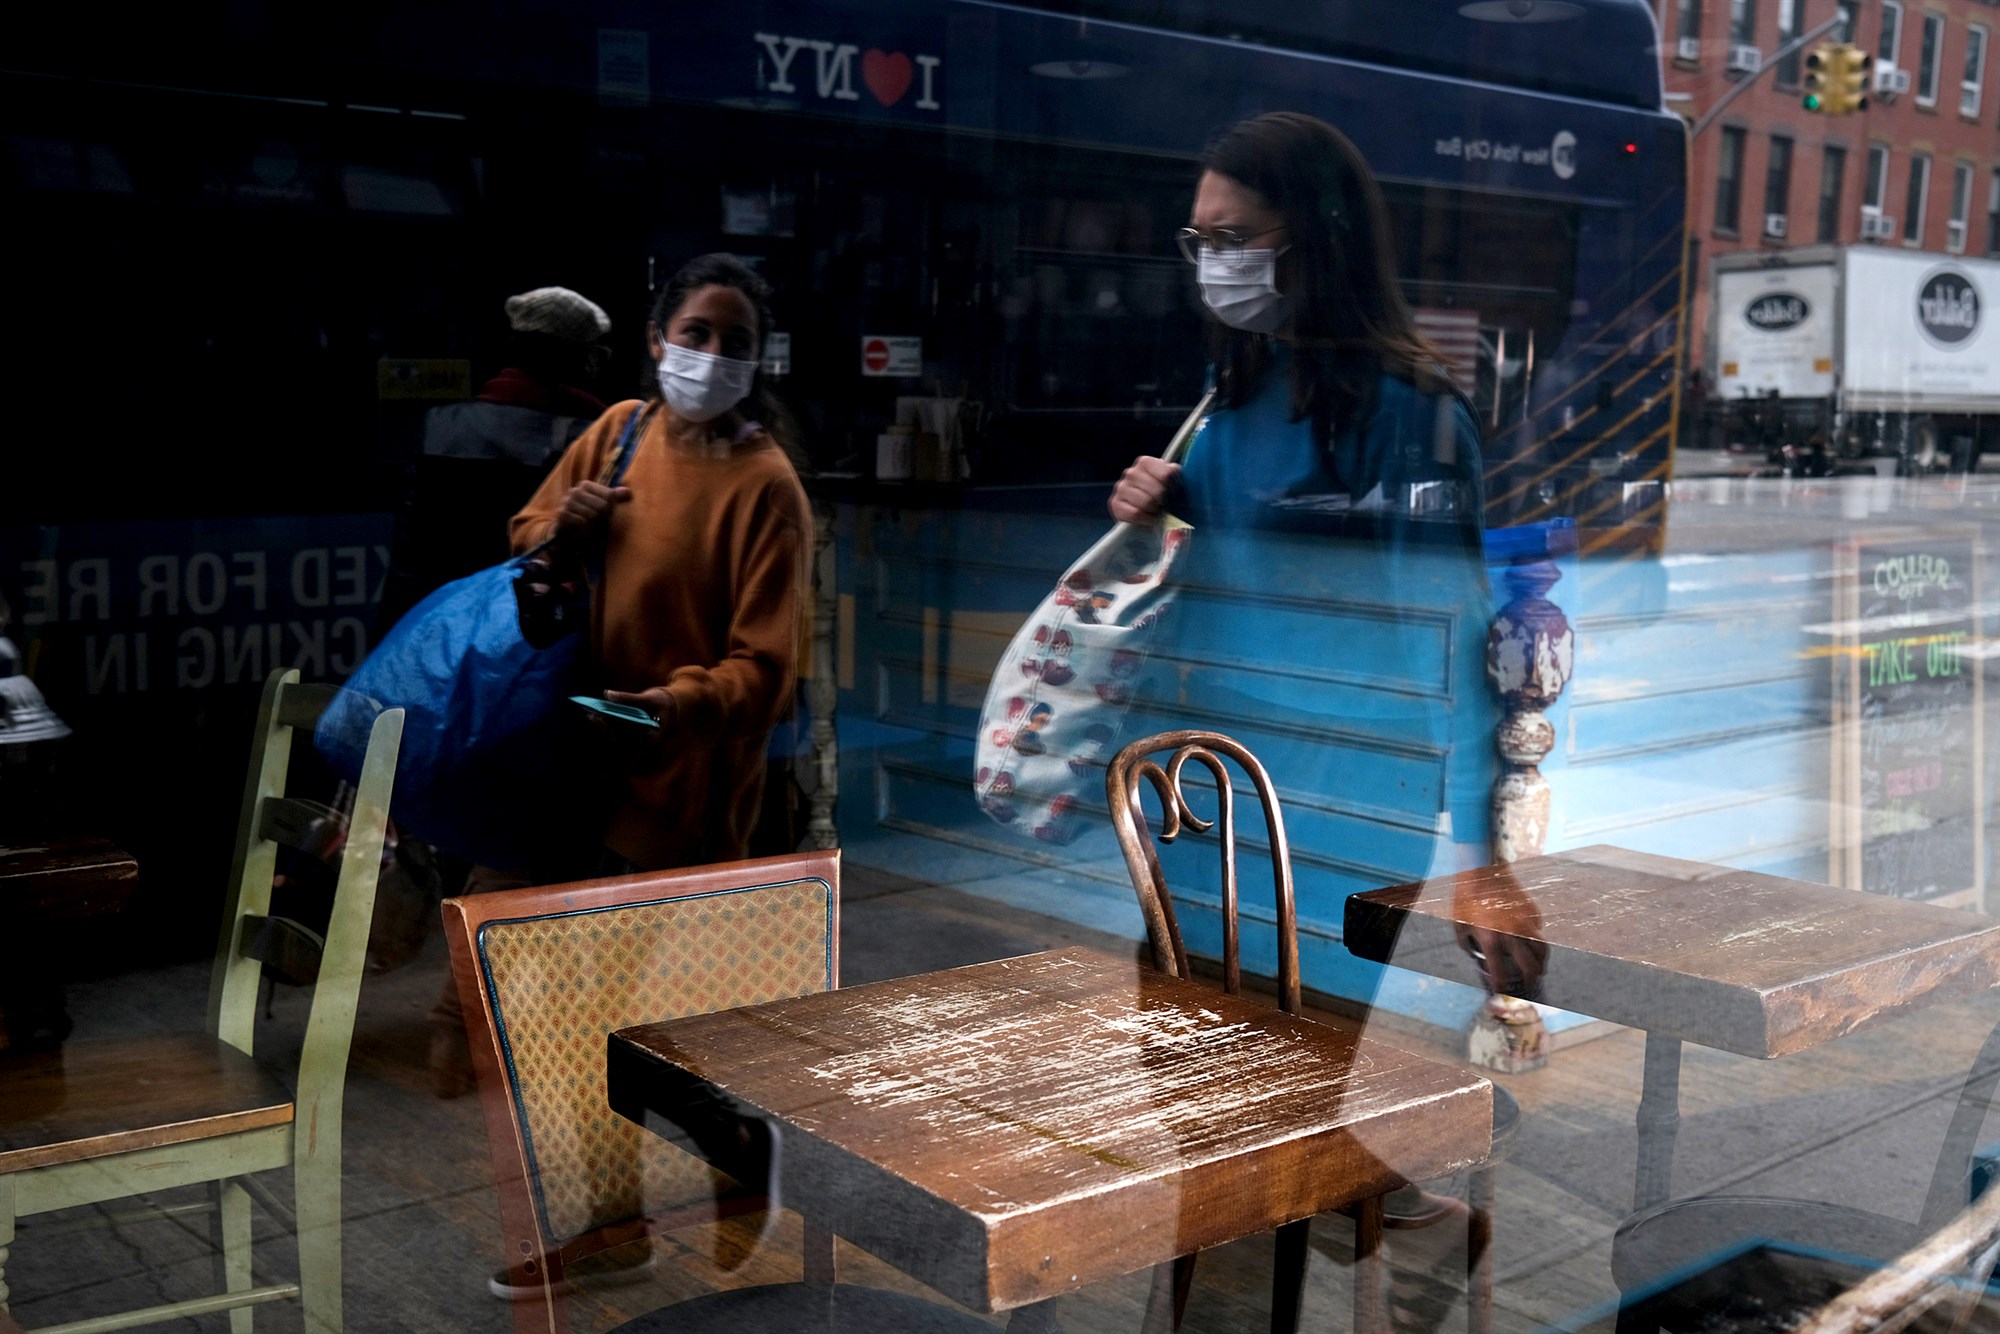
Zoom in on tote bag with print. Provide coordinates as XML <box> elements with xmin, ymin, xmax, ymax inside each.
<box><xmin>973</xmin><ymin>392</ymin><xmax>1213</xmax><ymax>845</ymax></box>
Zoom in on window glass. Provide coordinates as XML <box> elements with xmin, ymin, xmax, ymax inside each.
<box><xmin>1966</xmin><ymin>25</ymin><xmax>1987</xmax><ymax>116</ymax></box>
<box><xmin>18</xmin><ymin>10</ymin><xmax>2000</xmax><ymax>1334</ymax></box>
<box><xmin>1989</xmin><ymin>166</ymin><xmax>2000</xmax><ymax>252</ymax></box>
<box><xmin>1776</xmin><ymin>0</ymin><xmax>1803</xmax><ymax>84</ymax></box>
<box><xmin>1678</xmin><ymin>0</ymin><xmax>1704</xmax><ymax>43</ymax></box>
<box><xmin>1906</xmin><ymin>151</ymin><xmax>1932</xmax><ymax>241</ymax></box>
<box><xmin>1717</xmin><ymin>125</ymin><xmax>1746</xmax><ymax>231</ymax></box>
<box><xmin>1764</xmin><ymin>135</ymin><xmax>1794</xmax><ymax>225</ymax></box>
<box><xmin>1731</xmin><ymin>0</ymin><xmax>1758</xmax><ymax>45</ymax></box>
<box><xmin>1950</xmin><ymin>160</ymin><xmax>1974</xmax><ymax>251</ymax></box>
<box><xmin>1918</xmin><ymin>11</ymin><xmax>1944</xmax><ymax>102</ymax></box>
<box><xmin>1879</xmin><ymin>0</ymin><xmax>1904</xmax><ymax>63</ymax></box>
<box><xmin>1818</xmin><ymin>144</ymin><xmax>1847</xmax><ymax>241</ymax></box>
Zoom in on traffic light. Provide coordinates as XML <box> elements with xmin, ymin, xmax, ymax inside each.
<box><xmin>1804</xmin><ymin>42</ymin><xmax>1872</xmax><ymax>115</ymax></box>
<box><xmin>1803</xmin><ymin>43</ymin><xmax>1833</xmax><ymax>113</ymax></box>
<box><xmin>1830</xmin><ymin>43</ymin><xmax>1872</xmax><ymax>114</ymax></box>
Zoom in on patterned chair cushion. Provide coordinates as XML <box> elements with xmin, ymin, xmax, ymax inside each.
<box><xmin>479</xmin><ymin>877</ymin><xmax>833</xmax><ymax>1243</ymax></box>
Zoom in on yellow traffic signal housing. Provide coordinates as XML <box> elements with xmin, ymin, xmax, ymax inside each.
<box><xmin>1806</xmin><ymin>42</ymin><xmax>1872</xmax><ymax>114</ymax></box>
<box><xmin>1803</xmin><ymin>43</ymin><xmax>1833</xmax><ymax>113</ymax></box>
<box><xmin>1832</xmin><ymin>43</ymin><xmax>1872</xmax><ymax>114</ymax></box>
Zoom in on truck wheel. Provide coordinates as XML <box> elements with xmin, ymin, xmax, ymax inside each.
<box><xmin>1900</xmin><ymin>418</ymin><xmax>1942</xmax><ymax>476</ymax></box>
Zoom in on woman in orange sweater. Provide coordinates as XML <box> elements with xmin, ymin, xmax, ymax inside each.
<box><xmin>433</xmin><ymin>255</ymin><xmax>811</xmax><ymax>1099</ymax></box>
<box><xmin>510</xmin><ymin>253</ymin><xmax>813</xmax><ymax>872</ymax></box>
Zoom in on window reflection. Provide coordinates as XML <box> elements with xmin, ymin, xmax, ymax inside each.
<box><xmin>4</xmin><ymin>1</ymin><xmax>2000</xmax><ymax>1331</ymax></box>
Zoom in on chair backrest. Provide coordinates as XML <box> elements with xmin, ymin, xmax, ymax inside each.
<box><xmin>1795</xmin><ymin>1013</ymin><xmax>2000</xmax><ymax>1334</ymax></box>
<box><xmin>440</xmin><ymin>851</ymin><xmax>839</xmax><ymax>1270</ymax></box>
<box><xmin>205</xmin><ymin>668</ymin><xmax>403</xmax><ymax>1172</ymax></box>
<box><xmin>1793</xmin><ymin>1186</ymin><xmax>2000</xmax><ymax>1334</ymax></box>
<box><xmin>1106</xmin><ymin>730</ymin><xmax>1301</xmax><ymax>1014</ymax></box>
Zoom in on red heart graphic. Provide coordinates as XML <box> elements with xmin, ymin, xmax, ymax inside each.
<box><xmin>862</xmin><ymin>50</ymin><xmax>913</xmax><ymax>107</ymax></box>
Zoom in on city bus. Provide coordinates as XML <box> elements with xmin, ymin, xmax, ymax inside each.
<box><xmin>1</xmin><ymin>0</ymin><xmax>1686</xmax><ymax>1014</ymax></box>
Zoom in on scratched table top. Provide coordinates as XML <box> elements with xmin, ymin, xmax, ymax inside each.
<box><xmin>0</xmin><ymin>836</ymin><xmax>138</xmax><ymax>924</ymax></box>
<box><xmin>607</xmin><ymin>946</ymin><xmax>1491</xmax><ymax>1313</ymax></box>
<box><xmin>1345</xmin><ymin>844</ymin><xmax>2000</xmax><ymax>1059</ymax></box>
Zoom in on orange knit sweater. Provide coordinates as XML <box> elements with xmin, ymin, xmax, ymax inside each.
<box><xmin>511</xmin><ymin>399</ymin><xmax>811</xmax><ymax>869</ymax></box>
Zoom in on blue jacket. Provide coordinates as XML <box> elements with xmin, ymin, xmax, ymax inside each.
<box><xmin>1158</xmin><ymin>355</ymin><xmax>1496</xmax><ymax>870</ymax></box>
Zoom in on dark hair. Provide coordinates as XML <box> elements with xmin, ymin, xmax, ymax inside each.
<box><xmin>1200</xmin><ymin>112</ymin><xmax>1443</xmax><ymax>446</ymax></box>
<box><xmin>648</xmin><ymin>253</ymin><xmax>802</xmax><ymax>459</ymax></box>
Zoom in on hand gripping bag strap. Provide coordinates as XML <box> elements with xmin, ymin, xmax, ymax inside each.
<box><xmin>517</xmin><ymin>401</ymin><xmax>653</xmax><ymax>565</ymax></box>
<box><xmin>972</xmin><ymin>391</ymin><xmax>1214</xmax><ymax>846</ymax></box>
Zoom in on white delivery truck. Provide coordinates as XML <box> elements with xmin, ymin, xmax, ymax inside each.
<box><xmin>1710</xmin><ymin>245</ymin><xmax>2000</xmax><ymax>472</ymax></box>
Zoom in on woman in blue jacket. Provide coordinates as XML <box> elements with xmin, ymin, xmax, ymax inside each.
<box><xmin>1112</xmin><ymin>110</ymin><xmax>1519</xmax><ymax>947</ymax></box>
<box><xmin>1111</xmin><ymin>111</ymin><xmax>1544</xmax><ymax>1326</ymax></box>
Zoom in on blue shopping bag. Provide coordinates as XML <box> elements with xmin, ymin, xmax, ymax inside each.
<box><xmin>315</xmin><ymin>406</ymin><xmax>648</xmax><ymax>871</ymax></box>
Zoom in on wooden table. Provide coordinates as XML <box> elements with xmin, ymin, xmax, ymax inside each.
<box><xmin>0</xmin><ymin>837</ymin><xmax>137</xmax><ymax>1050</ymax></box>
<box><xmin>0</xmin><ymin>838</ymin><xmax>138</xmax><ymax>926</ymax></box>
<box><xmin>608</xmin><ymin>945</ymin><xmax>1492</xmax><ymax>1327</ymax></box>
<box><xmin>1344</xmin><ymin>844</ymin><xmax>2000</xmax><ymax>1210</ymax></box>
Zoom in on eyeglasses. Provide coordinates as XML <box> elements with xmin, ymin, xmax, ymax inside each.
<box><xmin>1175</xmin><ymin>224</ymin><xmax>1287</xmax><ymax>264</ymax></box>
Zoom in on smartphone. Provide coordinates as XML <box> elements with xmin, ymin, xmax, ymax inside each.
<box><xmin>568</xmin><ymin>695</ymin><xmax>660</xmax><ymax>729</ymax></box>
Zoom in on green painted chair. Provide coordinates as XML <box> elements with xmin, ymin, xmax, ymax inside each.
<box><xmin>0</xmin><ymin>667</ymin><xmax>403</xmax><ymax>1333</ymax></box>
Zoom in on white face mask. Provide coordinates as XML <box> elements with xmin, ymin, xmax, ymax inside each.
<box><xmin>656</xmin><ymin>342</ymin><xmax>757</xmax><ymax>423</ymax></box>
<box><xmin>1197</xmin><ymin>246</ymin><xmax>1291</xmax><ymax>333</ymax></box>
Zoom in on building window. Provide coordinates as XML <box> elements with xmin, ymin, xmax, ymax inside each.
<box><xmin>1866</xmin><ymin>143</ymin><xmax>1891</xmax><ymax>211</ymax></box>
<box><xmin>1777</xmin><ymin>0</ymin><xmax>1804</xmax><ymax>84</ymax></box>
<box><xmin>1880</xmin><ymin>0</ymin><xmax>1904</xmax><ymax>66</ymax></box>
<box><xmin>1836</xmin><ymin>5</ymin><xmax>1856</xmax><ymax>44</ymax></box>
<box><xmin>1905</xmin><ymin>152</ymin><xmax>1932</xmax><ymax>243</ymax></box>
<box><xmin>1730</xmin><ymin>0</ymin><xmax>1757</xmax><ymax>46</ymax></box>
<box><xmin>1764</xmin><ymin>135</ymin><xmax>1794</xmax><ymax>234</ymax></box>
<box><xmin>1678</xmin><ymin>0</ymin><xmax>1703</xmax><ymax>45</ymax></box>
<box><xmin>1965</xmin><ymin>25</ymin><xmax>1987</xmax><ymax>116</ymax></box>
<box><xmin>1987</xmin><ymin>167</ymin><xmax>2000</xmax><ymax>254</ymax></box>
<box><xmin>1717</xmin><ymin>126</ymin><xmax>1746</xmax><ymax>233</ymax></box>
<box><xmin>1918</xmin><ymin>11</ymin><xmax>1944</xmax><ymax>105</ymax></box>
<box><xmin>1950</xmin><ymin>161</ymin><xmax>1974</xmax><ymax>252</ymax></box>
<box><xmin>1819</xmin><ymin>145</ymin><xmax>1847</xmax><ymax>241</ymax></box>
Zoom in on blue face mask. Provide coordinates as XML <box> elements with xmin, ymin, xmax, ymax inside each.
<box><xmin>1197</xmin><ymin>246</ymin><xmax>1292</xmax><ymax>333</ymax></box>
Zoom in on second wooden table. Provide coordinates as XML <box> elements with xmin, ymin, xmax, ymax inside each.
<box><xmin>1344</xmin><ymin>844</ymin><xmax>2000</xmax><ymax>1209</ymax></box>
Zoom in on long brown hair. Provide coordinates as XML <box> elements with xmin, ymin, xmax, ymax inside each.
<box><xmin>1201</xmin><ymin>112</ymin><xmax>1443</xmax><ymax>448</ymax></box>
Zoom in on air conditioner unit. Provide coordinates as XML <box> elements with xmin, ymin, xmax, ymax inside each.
<box><xmin>1949</xmin><ymin>220</ymin><xmax>1968</xmax><ymax>252</ymax></box>
<box><xmin>1677</xmin><ymin>35</ymin><xmax>1702</xmax><ymax>61</ymax></box>
<box><xmin>1873</xmin><ymin>64</ymin><xmax>1911</xmax><ymax>96</ymax></box>
<box><xmin>1861</xmin><ymin>212</ymin><xmax>1896</xmax><ymax>240</ymax></box>
<box><xmin>1727</xmin><ymin>44</ymin><xmax>1764</xmax><ymax>75</ymax></box>
<box><xmin>1764</xmin><ymin>213</ymin><xmax>1789</xmax><ymax>239</ymax></box>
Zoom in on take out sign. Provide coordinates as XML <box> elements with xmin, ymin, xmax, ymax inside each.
<box><xmin>754</xmin><ymin>32</ymin><xmax>942</xmax><ymax>111</ymax></box>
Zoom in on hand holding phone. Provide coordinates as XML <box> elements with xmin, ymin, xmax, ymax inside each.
<box><xmin>569</xmin><ymin>695</ymin><xmax>661</xmax><ymax>730</ymax></box>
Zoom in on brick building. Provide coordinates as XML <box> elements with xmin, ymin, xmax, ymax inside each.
<box><xmin>1658</xmin><ymin>0</ymin><xmax>2000</xmax><ymax>388</ymax></box>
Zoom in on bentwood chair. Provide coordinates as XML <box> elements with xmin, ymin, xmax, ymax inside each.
<box><xmin>0</xmin><ymin>667</ymin><xmax>403</xmax><ymax>1333</ymax></box>
<box><xmin>442</xmin><ymin>852</ymin><xmax>848</xmax><ymax>1334</ymax></box>
<box><xmin>1108</xmin><ymin>729</ymin><xmax>1509</xmax><ymax>1334</ymax></box>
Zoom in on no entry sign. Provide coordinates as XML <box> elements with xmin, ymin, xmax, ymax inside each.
<box><xmin>860</xmin><ymin>335</ymin><xmax>922</xmax><ymax>377</ymax></box>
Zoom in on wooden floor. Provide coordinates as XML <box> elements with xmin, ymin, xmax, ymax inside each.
<box><xmin>8</xmin><ymin>858</ymin><xmax>2000</xmax><ymax>1333</ymax></box>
